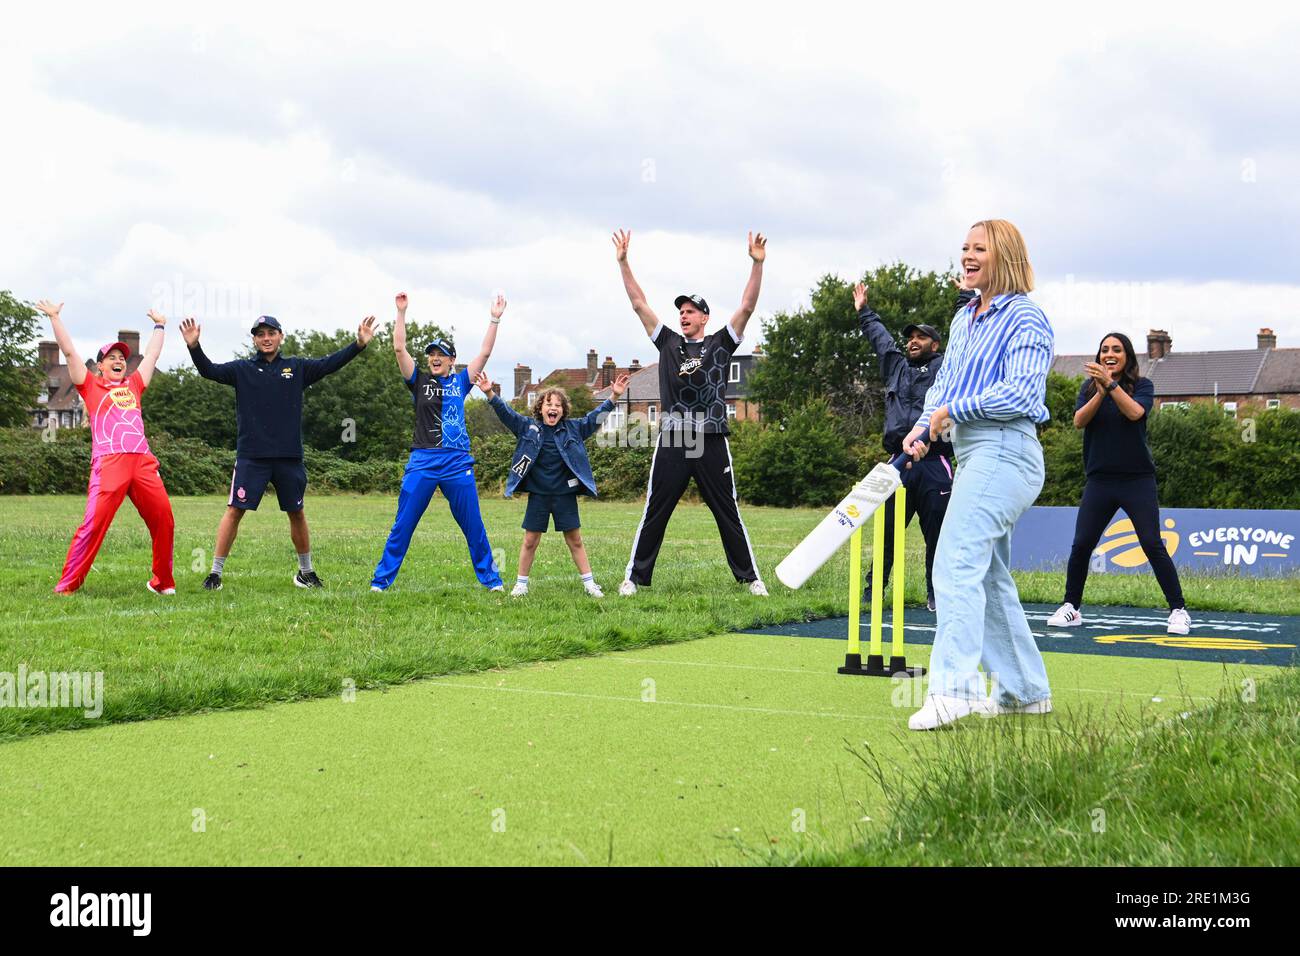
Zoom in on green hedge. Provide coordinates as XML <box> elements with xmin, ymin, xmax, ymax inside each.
<box><xmin>6</xmin><ymin>401</ymin><xmax>1299</xmax><ymax>508</ymax></box>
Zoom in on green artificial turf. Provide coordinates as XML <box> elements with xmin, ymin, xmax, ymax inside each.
<box><xmin>0</xmin><ymin>631</ymin><xmax>1270</xmax><ymax>866</ymax></box>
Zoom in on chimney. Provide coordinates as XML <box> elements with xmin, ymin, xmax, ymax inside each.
<box><xmin>1146</xmin><ymin>329</ymin><xmax>1172</xmax><ymax>360</ymax></box>
<box><xmin>629</xmin><ymin>358</ymin><xmax>641</xmax><ymax>373</ymax></box>
<box><xmin>513</xmin><ymin>363</ymin><xmax>532</xmax><ymax>399</ymax></box>
<box><xmin>587</xmin><ymin>349</ymin><xmax>598</xmax><ymax>384</ymax></box>
<box><xmin>39</xmin><ymin>341</ymin><xmax>60</xmax><ymax>372</ymax></box>
<box><xmin>752</xmin><ymin>344</ymin><xmax>764</xmax><ymax>356</ymax></box>
<box><xmin>601</xmin><ymin>356</ymin><xmax>616</xmax><ymax>387</ymax></box>
<box><xmin>118</xmin><ymin>329</ymin><xmax>141</xmax><ymax>360</ymax></box>
<box><xmin>1258</xmin><ymin>328</ymin><xmax>1277</xmax><ymax>350</ymax></box>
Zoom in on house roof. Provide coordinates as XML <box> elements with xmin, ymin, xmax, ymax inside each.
<box><xmin>593</xmin><ymin>363</ymin><xmax>660</xmax><ymax>402</ymax></box>
<box><xmin>1051</xmin><ymin>348</ymin><xmax>1299</xmax><ymax>396</ymax></box>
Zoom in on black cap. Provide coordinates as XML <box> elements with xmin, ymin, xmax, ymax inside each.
<box><xmin>250</xmin><ymin>316</ymin><xmax>283</xmax><ymax>335</ymax></box>
<box><xmin>673</xmin><ymin>294</ymin><xmax>710</xmax><ymax>316</ymax></box>
<box><xmin>902</xmin><ymin>323</ymin><xmax>941</xmax><ymax>343</ymax></box>
<box><xmin>424</xmin><ymin>338</ymin><xmax>456</xmax><ymax>357</ymax></box>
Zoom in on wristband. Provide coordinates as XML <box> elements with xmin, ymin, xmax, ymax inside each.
<box><xmin>490</xmin><ymin>318</ymin><xmax>501</xmax><ymax>325</ymax></box>
<box><xmin>1104</xmin><ymin>379</ymin><xmax>1117</xmax><ymax>392</ymax></box>
<box><xmin>153</xmin><ymin>324</ymin><xmax>165</xmax><ymax>330</ymax></box>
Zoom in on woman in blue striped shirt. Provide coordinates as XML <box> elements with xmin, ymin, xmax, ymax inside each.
<box><xmin>901</xmin><ymin>220</ymin><xmax>1054</xmax><ymax>730</ymax></box>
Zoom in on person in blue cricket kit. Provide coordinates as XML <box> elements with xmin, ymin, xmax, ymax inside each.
<box><xmin>370</xmin><ymin>292</ymin><xmax>505</xmax><ymax>592</ymax></box>
<box><xmin>474</xmin><ymin>369</ymin><xmax>630</xmax><ymax>598</ymax></box>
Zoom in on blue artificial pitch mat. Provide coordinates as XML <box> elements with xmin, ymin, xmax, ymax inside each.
<box><xmin>744</xmin><ymin>603</ymin><xmax>1300</xmax><ymax>668</ymax></box>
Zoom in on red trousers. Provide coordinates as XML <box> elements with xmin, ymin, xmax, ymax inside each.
<box><xmin>56</xmin><ymin>453</ymin><xmax>175</xmax><ymax>594</ymax></box>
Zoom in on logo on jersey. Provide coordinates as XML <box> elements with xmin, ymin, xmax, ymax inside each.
<box><xmin>280</xmin><ymin>367</ymin><xmax>294</xmax><ymax>379</ymax></box>
<box><xmin>236</xmin><ymin>486</ymin><xmax>247</xmax><ymax>500</ymax></box>
<box><xmin>424</xmin><ymin>380</ymin><xmax>462</xmax><ymax>399</ymax></box>
<box><xmin>511</xmin><ymin>455</ymin><xmax>533</xmax><ymax>477</ymax></box>
<box><xmin>108</xmin><ymin>387</ymin><xmax>138</xmax><ymax>411</ymax></box>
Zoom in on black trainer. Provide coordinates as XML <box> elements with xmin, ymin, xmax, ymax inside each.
<box><xmin>202</xmin><ymin>572</ymin><xmax>223</xmax><ymax>591</ymax></box>
<box><xmin>927</xmin><ymin>594</ymin><xmax>936</xmax><ymax>612</ymax></box>
<box><xmin>294</xmin><ymin>570</ymin><xmax>324</xmax><ymax>589</ymax></box>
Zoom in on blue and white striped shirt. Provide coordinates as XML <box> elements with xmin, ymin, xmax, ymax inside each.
<box><xmin>914</xmin><ymin>292</ymin><xmax>1054</xmax><ymax>433</ymax></box>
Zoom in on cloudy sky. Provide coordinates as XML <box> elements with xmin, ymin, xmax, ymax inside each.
<box><xmin>4</xmin><ymin>1</ymin><xmax>1297</xmax><ymax>387</ymax></box>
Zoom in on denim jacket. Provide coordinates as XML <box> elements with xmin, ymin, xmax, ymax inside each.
<box><xmin>488</xmin><ymin>395</ymin><xmax>615</xmax><ymax>497</ymax></box>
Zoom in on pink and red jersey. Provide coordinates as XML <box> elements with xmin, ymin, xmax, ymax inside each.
<box><xmin>76</xmin><ymin>371</ymin><xmax>152</xmax><ymax>459</ymax></box>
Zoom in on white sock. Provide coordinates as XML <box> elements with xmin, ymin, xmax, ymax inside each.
<box><xmin>516</xmin><ymin>575</ymin><xmax>529</xmax><ymax>586</ymax></box>
<box><xmin>298</xmin><ymin>552</ymin><xmax>313</xmax><ymax>573</ymax></box>
<box><xmin>211</xmin><ymin>555</ymin><xmax>226</xmax><ymax>575</ymax></box>
<box><xmin>581</xmin><ymin>572</ymin><xmax>595</xmax><ymax>585</ymax></box>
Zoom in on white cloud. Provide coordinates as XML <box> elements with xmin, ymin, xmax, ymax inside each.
<box><xmin>3</xmin><ymin>0</ymin><xmax>1298</xmax><ymax>384</ymax></box>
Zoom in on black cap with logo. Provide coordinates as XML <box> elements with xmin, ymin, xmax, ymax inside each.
<box><xmin>673</xmin><ymin>294</ymin><xmax>710</xmax><ymax>316</ymax></box>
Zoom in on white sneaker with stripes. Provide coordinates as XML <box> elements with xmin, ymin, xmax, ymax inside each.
<box><xmin>1167</xmin><ymin>607</ymin><xmax>1191</xmax><ymax>635</ymax></box>
<box><xmin>1046</xmin><ymin>603</ymin><xmax>1082</xmax><ymax>627</ymax></box>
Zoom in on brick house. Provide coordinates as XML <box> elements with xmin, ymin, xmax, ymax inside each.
<box><xmin>512</xmin><ymin>349</ymin><xmax>641</xmax><ymax>410</ymax></box>
<box><xmin>1051</xmin><ymin>329</ymin><xmax>1300</xmax><ymax>416</ymax></box>
<box><xmin>591</xmin><ymin>346</ymin><xmax>766</xmax><ymax>430</ymax></box>
<box><xmin>30</xmin><ymin>330</ymin><xmax>143</xmax><ymax>431</ymax></box>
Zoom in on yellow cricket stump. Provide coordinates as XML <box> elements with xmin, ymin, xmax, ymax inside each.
<box><xmin>838</xmin><ymin>483</ymin><xmax>926</xmax><ymax>678</ymax></box>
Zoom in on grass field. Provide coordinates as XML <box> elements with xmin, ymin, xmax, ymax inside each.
<box><xmin>3</xmin><ymin>495</ymin><xmax>1297</xmax><ymax>742</ymax></box>
<box><xmin>1</xmin><ymin>495</ymin><xmax>1296</xmax><ymax>866</ymax></box>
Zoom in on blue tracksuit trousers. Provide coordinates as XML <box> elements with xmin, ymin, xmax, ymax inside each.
<box><xmin>371</xmin><ymin>451</ymin><xmax>502</xmax><ymax>590</ymax></box>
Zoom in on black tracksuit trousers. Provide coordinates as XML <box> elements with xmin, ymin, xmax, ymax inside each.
<box><xmin>625</xmin><ymin>432</ymin><xmax>760</xmax><ymax>586</ymax></box>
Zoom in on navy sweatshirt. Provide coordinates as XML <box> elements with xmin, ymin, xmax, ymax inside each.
<box><xmin>188</xmin><ymin>341</ymin><xmax>364</xmax><ymax>459</ymax></box>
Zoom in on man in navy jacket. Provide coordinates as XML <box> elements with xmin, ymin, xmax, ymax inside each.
<box><xmin>180</xmin><ymin>313</ymin><xmax>375</xmax><ymax>590</ymax></box>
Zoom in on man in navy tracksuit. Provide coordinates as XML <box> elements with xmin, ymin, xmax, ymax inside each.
<box><xmin>854</xmin><ymin>282</ymin><xmax>963</xmax><ymax>611</ymax></box>
<box><xmin>180</xmin><ymin>313</ymin><xmax>376</xmax><ymax>590</ymax></box>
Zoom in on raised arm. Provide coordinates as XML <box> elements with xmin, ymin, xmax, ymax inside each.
<box><xmin>577</xmin><ymin>372</ymin><xmax>628</xmax><ymax>438</ymax></box>
<box><xmin>393</xmin><ymin>293</ymin><xmax>415</xmax><ymax>381</ymax></box>
<box><xmin>612</xmin><ymin>229</ymin><xmax>660</xmax><ymax>336</ymax></box>
<box><xmin>35</xmin><ymin>300</ymin><xmax>87</xmax><ymax>386</ymax></box>
<box><xmin>854</xmin><ymin>282</ymin><xmax>905</xmax><ymax>383</ymax></box>
<box><xmin>474</xmin><ymin>370</ymin><xmax>529</xmax><ymax>436</ymax></box>
<box><xmin>302</xmin><ymin>316</ymin><xmax>376</xmax><ymax>386</ymax></box>
<box><xmin>1074</xmin><ymin>374</ymin><xmax>1105</xmax><ymax>429</ymax></box>
<box><xmin>465</xmin><ymin>295</ymin><xmax>505</xmax><ymax>380</ymax></box>
<box><xmin>179</xmin><ymin>318</ymin><xmax>234</xmax><ymax>385</ymax></box>
<box><xmin>728</xmin><ymin>232</ymin><xmax>766</xmax><ymax>339</ymax></box>
<box><xmin>136</xmin><ymin>310</ymin><xmax>167</xmax><ymax>387</ymax></box>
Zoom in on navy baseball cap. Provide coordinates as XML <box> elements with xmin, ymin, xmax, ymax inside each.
<box><xmin>250</xmin><ymin>316</ymin><xmax>283</xmax><ymax>335</ymax></box>
<box><xmin>902</xmin><ymin>323</ymin><xmax>941</xmax><ymax>342</ymax></box>
<box><xmin>673</xmin><ymin>294</ymin><xmax>710</xmax><ymax>316</ymax></box>
<box><xmin>425</xmin><ymin>338</ymin><xmax>456</xmax><ymax>357</ymax></box>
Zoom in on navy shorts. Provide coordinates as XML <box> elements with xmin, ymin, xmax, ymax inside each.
<box><xmin>229</xmin><ymin>458</ymin><xmax>307</xmax><ymax>512</ymax></box>
<box><xmin>522</xmin><ymin>493</ymin><xmax>581</xmax><ymax>533</ymax></box>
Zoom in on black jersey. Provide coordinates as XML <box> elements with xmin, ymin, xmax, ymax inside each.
<box><xmin>407</xmin><ymin>368</ymin><xmax>472</xmax><ymax>453</ymax></box>
<box><xmin>651</xmin><ymin>322</ymin><xmax>742</xmax><ymax>435</ymax></box>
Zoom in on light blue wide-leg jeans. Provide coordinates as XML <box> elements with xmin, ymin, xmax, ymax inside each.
<box><xmin>927</xmin><ymin>418</ymin><xmax>1051</xmax><ymax>706</ymax></box>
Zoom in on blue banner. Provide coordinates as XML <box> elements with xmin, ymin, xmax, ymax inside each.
<box><xmin>1011</xmin><ymin>507</ymin><xmax>1300</xmax><ymax>577</ymax></box>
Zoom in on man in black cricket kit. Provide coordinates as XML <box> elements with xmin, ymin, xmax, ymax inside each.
<box><xmin>180</xmin><ymin>313</ymin><xmax>377</xmax><ymax>591</ymax></box>
<box><xmin>854</xmin><ymin>280</ymin><xmax>957</xmax><ymax>611</ymax></box>
<box><xmin>611</xmin><ymin>229</ymin><xmax>768</xmax><ymax>597</ymax></box>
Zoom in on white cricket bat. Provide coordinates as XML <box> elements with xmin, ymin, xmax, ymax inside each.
<box><xmin>775</xmin><ymin>455</ymin><xmax>907</xmax><ymax>590</ymax></box>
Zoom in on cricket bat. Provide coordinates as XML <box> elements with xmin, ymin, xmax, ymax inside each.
<box><xmin>774</xmin><ymin>455</ymin><xmax>908</xmax><ymax>590</ymax></box>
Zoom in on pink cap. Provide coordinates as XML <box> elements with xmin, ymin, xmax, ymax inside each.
<box><xmin>96</xmin><ymin>341</ymin><xmax>131</xmax><ymax>362</ymax></box>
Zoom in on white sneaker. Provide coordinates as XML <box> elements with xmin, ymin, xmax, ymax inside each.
<box><xmin>1046</xmin><ymin>602</ymin><xmax>1082</xmax><ymax>627</ymax></box>
<box><xmin>489</xmin><ymin>585</ymin><xmax>504</xmax><ymax>593</ymax></box>
<box><xmin>584</xmin><ymin>581</ymin><xmax>604</xmax><ymax>598</ymax></box>
<box><xmin>749</xmin><ymin>580</ymin><xmax>769</xmax><ymax>597</ymax></box>
<box><xmin>146</xmin><ymin>582</ymin><xmax>176</xmax><ymax>596</ymax></box>
<box><xmin>618</xmin><ymin>580</ymin><xmax>637</xmax><ymax>597</ymax></box>
<box><xmin>370</xmin><ymin>586</ymin><xmax>385</xmax><ymax>593</ymax></box>
<box><xmin>908</xmin><ymin>694</ymin><xmax>991</xmax><ymax>731</ymax></box>
<box><xmin>1167</xmin><ymin>607</ymin><xmax>1191</xmax><ymax>635</ymax></box>
<box><xmin>510</xmin><ymin>581</ymin><xmax>528</xmax><ymax>597</ymax></box>
<box><xmin>992</xmin><ymin>698</ymin><xmax>1053</xmax><ymax>715</ymax></box>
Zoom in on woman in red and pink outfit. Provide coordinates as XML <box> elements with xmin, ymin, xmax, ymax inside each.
<box><xmin>37</xmin><ymin>300</ymin><xmax>176</xmax><ymax>595</ymax></box>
